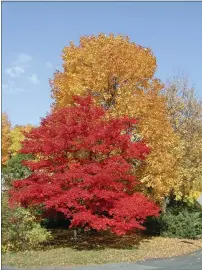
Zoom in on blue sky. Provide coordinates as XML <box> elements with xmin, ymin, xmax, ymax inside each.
<box><xmin>2</xmin><ymin>1</ymin><xmax>202</xmax><ymax>127</ymax></box>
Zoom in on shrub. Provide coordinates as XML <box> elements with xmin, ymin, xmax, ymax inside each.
<box><xmin>2</xmin><ymin>195</ymin><xmax>52</xmax><ymax>252</ymax></box>
<box><xmin>160</xmin><ymin>209</ymin><xmax>202</xmax><ymax>239</ymax></box>
<box><xmin>144</xmin><ymin>206</ymin><xmax>202</xmax><ymax>239</ymax></box>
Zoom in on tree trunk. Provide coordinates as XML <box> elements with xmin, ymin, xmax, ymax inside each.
<box><xmin>162</xmin><ymin>196</ymin><xmax>170</xmax><ymax>213</ymax></box>
<box><xmin>73</xmin><ymin>229</ymin><xmax>77</xmax><ymax>242</ymax></box>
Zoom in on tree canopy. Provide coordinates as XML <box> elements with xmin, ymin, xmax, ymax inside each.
<box><xmin>2</xmin><ymin>112</ymin><xmax>11</xmax><ymax>165</ymax></box>
<box><xmin>164</xmin><ymin>75</ymin><xmax>202</xmax><ymax>203</ymax></box>
<box><xmin>9</xmin><ymin>125</ymin><xmax>34</xmax><ymax>156</ymax></box>
<box><xmin>10</xmin><ymin>96</ymin><xmax>159</xmax><ymax>235</ymax></box>
<box><xmin>51</xmin><ymin>34</ymin><xmax>180</xmax><ymax>203</ymax></box>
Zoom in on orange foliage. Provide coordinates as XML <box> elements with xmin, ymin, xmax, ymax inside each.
<box><xmin>51</xmin><ymin>34</ymin><xmax>180</xmax><ymax>203</ymax></box>
<box><xmin>2</xmin><ymin>112</ymin><xmax>11</xmax><ymax>165</ymax></box>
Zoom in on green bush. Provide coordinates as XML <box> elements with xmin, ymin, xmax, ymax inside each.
<box><xmin>144</xmin><ymin>207</ymin><xmax>202</xmax><ymax>239</ymax></box>
<box><xmin>160</xmin><ymin>209</ymin><xmax>202</xmax><ymax>239</ymax></box>
<box><xmin>2</xmin><ymin>195</ymin><xmax>52</xmax><ymax>252</ymax></box>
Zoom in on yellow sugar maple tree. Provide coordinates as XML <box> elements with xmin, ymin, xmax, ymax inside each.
<box><xmin>2</xmin><ymin>112</ymin><xmax>12</xmax><ymax>165</ymax></box>
<box><xmin>112</xmin><ymin>82</ymin><xmax>181</xmax><ymax>204</ymax></box>
<box><xmin>51</xmin><ymin>34</ymin><xmax>156</xmax><ymax>109</ymax></box>
<box><xmin>51</xmin><ymin>34</ymin><xmax>180</xmax><ymax>204</ymax></box>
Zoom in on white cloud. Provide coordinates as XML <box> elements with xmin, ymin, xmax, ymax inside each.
<box><xmin>5</xmin><ymin>53</ymin><xmax>32</xmax><ymax>78</ymax></box>
<box><xmin>28</xmin><ymin>73</ymin><xmax>39</xmax><ymax>84</ymax></box>
<box><xmin>14</xmin><ymin>53</ymin><xmax>32</xmax><ymax>65</ymax></box>
<box><xmin>5</xmin><ymin>66</ymin><xmax>25</xmax><ymax>78</ymax></box>
<box><xmin>46</xmin><ymin>61</ymin><xmax>52</xmax><ymax>69</ymax></box>
<box><xmin>2</xmin><ymin>81</ymin><xmax>25</xmax><ymax>94</ymax></box>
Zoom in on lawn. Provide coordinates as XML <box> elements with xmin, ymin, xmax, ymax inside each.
<box><xmin>2</xmin><ymin>229</ymin><xmax>202</xmax><ymax>268</ymax></box>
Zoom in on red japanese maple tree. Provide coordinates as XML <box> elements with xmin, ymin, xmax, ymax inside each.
<box><xmin>10</xmin><ymin>95</ymin><xmax>159</xmax><ymax>235</ymax></box>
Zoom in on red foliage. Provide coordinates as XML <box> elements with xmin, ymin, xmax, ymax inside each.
<box><xmin>10</xmin><ymin>96</ymin><xmax>159</xmax><ymax>235</ymax></box>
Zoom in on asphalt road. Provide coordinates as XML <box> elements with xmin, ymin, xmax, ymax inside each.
<box><xmin>2</xmin><ymin>250</ymin><xmax>202</xmax><ymax>270</ymax></box>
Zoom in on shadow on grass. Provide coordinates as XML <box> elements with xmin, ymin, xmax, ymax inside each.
<box><xmin>41</xmin><ymin>228</ymin><xmax>149</xmax><ymax>251</ymax></box>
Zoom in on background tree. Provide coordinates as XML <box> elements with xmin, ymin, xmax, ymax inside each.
<box><xmin>9</xmin><ymin>125</ymin><xmax>33</xmax><ymax>155</ymax></box>
<box><xmin>10</xmin><ymin>96</ymin><xmax>159</xmax><ymax>236</ymax></box>
<box><xmin>2</xmin><ymin>153</ymin><xmax>33</xmax><ymax>189</ymax></box>
<box><xmin>164</xmin><ymin>75</ymin><xmax>202</xmax><ymax>203</ymax></box>
<box><xmin>2</xmin><ymin>112</ymin><xmax>12</xmax><ymax>165</ymax></box>
<box><xmin>51</xmin><ymin>33</ymin><xmax>180</xmax><ymax>204</ymax></box>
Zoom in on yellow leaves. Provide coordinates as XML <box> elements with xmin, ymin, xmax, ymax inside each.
<box><xmin>165</xmin><ymin>75</ymin><xmax>202</xmax><ymax>203</ymax></box>
<box><xmin>9</xmin><ymin>125</ymin><xmax>33</xmax><ymax>156</ymax></box>
<box><xmin>50</xmin><ymin>34</ymin><xmax>186</xmax><ymax>203</ymax></box>
<box><xmin>111</xmin><ymin>87</ymin><xmax>180</xmax><ymax>201</ymax></box>
<box><xmin>9</xmin><ymin>126</ymin><xmax>25</xmax><ymax>155</ymax></box>
<box><xmin>182</xmin><ymin>191</ymin><xmax>201</xmax><ymax>205</ymax></box>
<box><xmin>51</xmin><ymin>34</ymin><xmax>157</xmax><ymax>110</ymax></box>
<box><xmin>2</xmin><ymin>112</ymin><xmax>11</xmax><ymax>165</ymax></box>
<box><xmin>1</xmin><ymin>115</ymin><xmax>33</xmax><ymax>164</ymax></box>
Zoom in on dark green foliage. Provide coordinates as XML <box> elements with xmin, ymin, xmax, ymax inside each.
<box><xmin>160</xmin><ymin>209</ymin><xmax>202</xmax><ymax>239</ymax></box>
<box><xmin>41</xmin><ymin>212</ymin><xmax>71</xmax><ymax>229</ymax></box>
<box><xmin>143</xmin><ymin>216</ymin><xmax>162</xmax><ymax>236</ymax></box>
<box><xmin>144</xmin><ymin>203</ymin><xmax>202</xmax><ymax>239</ymax></box>
<box><xmin>2</xmin><ymin>153</ymin><xmax>33</xmax><ymax>188</ymax></box>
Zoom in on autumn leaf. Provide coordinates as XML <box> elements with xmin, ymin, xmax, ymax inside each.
<box><xmin>10</xmin><ymin>96</ymin><xmax>159</xmax><ymax>235</ymax></box>
<box><xmin>2</xmin><ymin>112</ymin><xmax>11</xmax><ymax>165</ymax></box>
<box><xmin>164</xmin><ymin>75</ymin><xmax>202</xmax><ymax>202</ymax></box>
<box><xmin>50</xmin><ymin>34</ymin><xmax>180</xmax><ymax>203</ymax></box>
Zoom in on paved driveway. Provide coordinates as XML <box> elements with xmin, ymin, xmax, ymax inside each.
<box><xmin>2</xmin><ymin>250</ymin><xmax>202</xmax><ymax>270</ymax></box>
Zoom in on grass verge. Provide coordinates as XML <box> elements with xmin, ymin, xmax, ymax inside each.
<box><xmin>2</xmin><ymin>229</ymin><xmax>202</xmax><ymax>268</ymax></box>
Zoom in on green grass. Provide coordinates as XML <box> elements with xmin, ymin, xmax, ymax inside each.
<box><xmin>3</xmin><ymin>229</ymin><xmax>202</xmax><ymax>269</ymax></box>
<box><xmin>2</xmin><ymin>247</ymin><xmax>141</xmax><ymax>268</ymax></box>
<box><xmin>2</xmin><ymin>229</ymin><xmax>143</xmax><ymax>268</ymax></box>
